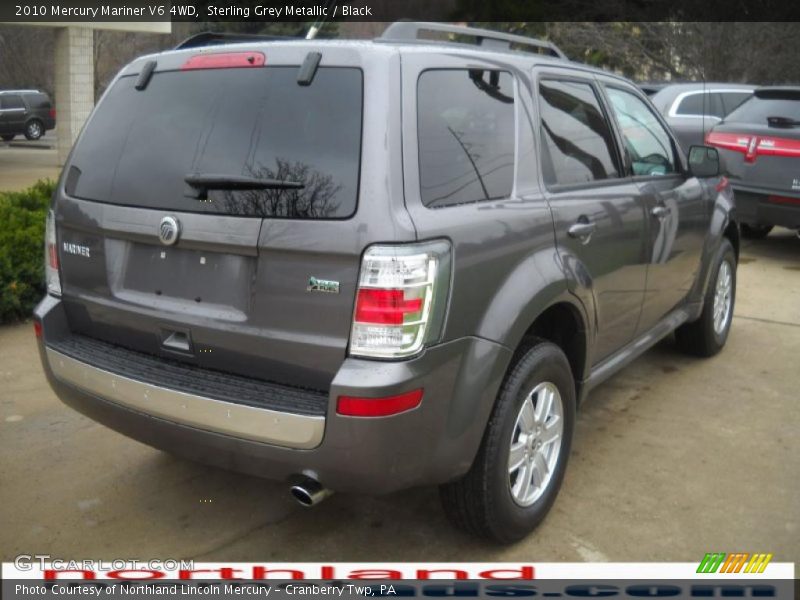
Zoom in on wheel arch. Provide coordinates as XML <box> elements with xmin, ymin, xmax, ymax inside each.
<box><xmin>512</xmin><ymin>299</ymin><xmax>590</xmax><ymax>404</ymax></box>
<box><xmin>690</xmin><ymin>186</ymin><xmax>738</xmax><ymax>303</ymax></box>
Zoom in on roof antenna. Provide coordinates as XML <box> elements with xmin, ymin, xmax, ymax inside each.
<box><xmin>306</xmin><ymin>0</ymin><xmax>336</xmax><ymax>39</ymax></box>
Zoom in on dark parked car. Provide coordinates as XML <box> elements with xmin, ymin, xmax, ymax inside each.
<box><xmin>706</xmin><ymin>86</ymin><xmax>800</xmax><ymax>238</ymax></box>
<box><xmin>650</xmin><ymin>83</ymin><xmax>754</xmax><ymax>151</ymax></box>
<box><xmin>35</xmin><ymin>23</ymin><xmax>739</xmax><ymax>542</ymax></box>
<box><xmin>0</xmin><ymin>89</ymin><xmax>55</xmax><ymax>141</ymax></box>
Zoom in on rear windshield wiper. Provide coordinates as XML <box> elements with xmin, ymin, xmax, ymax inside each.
<box><xmin>767</xmin><ymin>116</ymin><xmax>800</xmax><ymax>128</ymax></box>
<box><xmin>185</xmin><ymin>173</ymin><xmax>304</xmax><ymax>199</ymax></box>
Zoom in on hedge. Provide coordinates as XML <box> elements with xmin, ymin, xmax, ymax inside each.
<box><xmin>0</xmin><ymin>180</ymin><xmax>55</xmax><ymax>324</ymax></box>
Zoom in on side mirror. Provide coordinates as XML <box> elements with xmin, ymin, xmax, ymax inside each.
<box><xmin>688</xmin><ymin>145</ymin><xmax>721</xmax><ymax>178</ymax></box>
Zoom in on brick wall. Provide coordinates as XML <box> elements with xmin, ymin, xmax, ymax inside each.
<box><xmin>54</xmin><ymin>27</ymin><xmax>94</xmax><ymax>166</ymax></box>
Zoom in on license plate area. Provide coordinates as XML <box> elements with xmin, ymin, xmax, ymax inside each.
<box><xmin>112</xmin><ymin>241</ymin><xmax>254</xmax><ymax>315</ymax></box>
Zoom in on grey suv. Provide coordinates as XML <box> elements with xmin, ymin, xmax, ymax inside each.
<box><xmin>35</xmin><ymin>23</ymin><xmax>739</xmax><ymax>542</ymax></box>
<box><xmin>0</xmin><ymin>89</ymin><xmax>55</xmax><ymax>141</ymax></box>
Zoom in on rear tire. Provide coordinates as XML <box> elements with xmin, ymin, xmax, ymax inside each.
<box><xmin>1</xmin><ymin>134</ymin><xmax>14</xmax><ymax>142</ymax></box>
<box><xmin>24</xmin><ymin>119</ymin><xmax>43</xmax><ymax>141</ymax></box>
<box><xmin>741</xmin><ymin>223</ymin><xmax>773</xmax><ymax>239</ymax></box>
<box><xmin>439</xmin><ymin>339</ymin><xmax>575</xmax><ymax>543</ymax></box>
<box><xmin>675</xmin><ymin>238</ymin><xmax>736</xmax><ymax>357</ymax></box>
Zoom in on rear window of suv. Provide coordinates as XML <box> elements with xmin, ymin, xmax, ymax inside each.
<box><xmin>69</xmin><ymin>66</ymin><xmax>363</xmax><ymax>219</ymax></box>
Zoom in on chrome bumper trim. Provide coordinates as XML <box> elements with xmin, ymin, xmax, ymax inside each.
<box><xmin>45</xmin><ymin>347</ymin><xmax>325</xmax><ymax>449</ymax></box>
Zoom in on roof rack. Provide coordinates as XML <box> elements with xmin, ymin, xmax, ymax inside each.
<box><xmin>174</xmin><ymin>31</ymin><xmax>293</xmax><ymax>50</ymax></box>
<box><xmin>0</xmin><ymin>89</ymin><xmax>42</xmax><ymax>94</ymax></box>
<box><xmin>378</xmin><ymin>22</ymin><xmax>566</xmax><ymax>59</ymax></box>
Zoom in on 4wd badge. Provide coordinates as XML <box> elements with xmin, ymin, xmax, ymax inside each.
<box><xmin>307</xmin><ymin>277</ymin><xmax>340</xmax><ymax>294</ymax></box>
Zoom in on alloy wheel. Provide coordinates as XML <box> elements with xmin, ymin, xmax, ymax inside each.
<box><xmin>508</xmin><ymin>381</ymin><xmax>564</xmax><ymax>507</ymax></box>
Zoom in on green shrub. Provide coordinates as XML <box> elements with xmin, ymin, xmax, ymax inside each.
<box><xmin>0</xmin><ymin>180</ymin><xmax>55</xmax><ymax>324</ymax></box>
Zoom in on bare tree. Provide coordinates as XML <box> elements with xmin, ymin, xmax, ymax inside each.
<box><xmin>218</xmin><ymin>159</ymin><xmax>342</xmax><ymax>219</ymax></box>
<box><xmin>0</xmin><ymin>26</ymin><xmax>55</xmax><ymax>93</ymax></box>
<box><xmin>546</xmin><ymin>22</ymin><xmax>800</xmax><ymax>84</ymax></box>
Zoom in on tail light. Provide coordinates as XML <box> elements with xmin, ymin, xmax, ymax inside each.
<box><xmin>49</xmin><ymin>108</ymin><xmax>56</xmax><ymax>120</ymax></box>
<box><xmin>182</xmin><ymin>52</ymin><xmax>265</xmax><ymax>70</ymax></box>
<box><xmin>349</xmin><ymin>240</ymin><xmax>451</xmax><ymax>359</ymax></box>
<box><xmin>706</xmin><ymin>131</ymin><xmax>800</xmax><ymax>164</ymax></box>
<box><xmin>337</xmin><ymin>389</ymin><xmax>424</xmax><ymax>417</ymax></box>
<box><xmin>45</xmin><ymin>210</ymin><xmax>61</xmax><ymax>296</ymax></box>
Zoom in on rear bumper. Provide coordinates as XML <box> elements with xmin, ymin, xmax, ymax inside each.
<box><xmin>35</xmin><ymin>295</ymin><xmax>511</xmax><ymax>494</ymax></box>
<box><xmin>733</xmin><ymin>186</ymin><xmax>800</xmax><ymax>229</ymax></box>
<box><xmin>45</xmin><ymin>346</ymin><xmax>324</xmax><ymax>449</ymax></box>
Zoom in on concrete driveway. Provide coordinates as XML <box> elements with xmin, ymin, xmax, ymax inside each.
<box><xmin>1</xmin><ymin>230</ymin><xmax>798</xmax><ymax>564</ymax></box>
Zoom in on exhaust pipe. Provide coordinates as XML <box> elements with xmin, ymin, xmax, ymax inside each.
<box><xmin>289</xmin><ymin>475</ymin><xmax>333</xmax><ymax>507</ymax></box>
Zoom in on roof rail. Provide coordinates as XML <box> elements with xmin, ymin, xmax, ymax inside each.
<box><xmin>0</xmin><ymin>89</ymin><xmax>41</xmax><ymax>94</ymax></box>
<box><xmin>174</xmin><ymin>31</ymin><xmax>294</xmax><ymax>50</ymax></box>
<box><xmin>378</xmin><ymin>22</ymin><xmax>566</xmax><ymax>59</ymax></box>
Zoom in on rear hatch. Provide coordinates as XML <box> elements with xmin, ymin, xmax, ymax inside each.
<box><xmin>707</xmin><ymin>88</ymin><xmax>800</xmax><ymax>199</ymax></box>
<box><xmin>54</xmin><ymin>43</ymin><xmax>408</xmax><ymax>391</ymax></box>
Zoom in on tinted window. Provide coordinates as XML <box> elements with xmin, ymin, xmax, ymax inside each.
<box><xmin>538</xmin><ymin>79</ymin><xmax>620</xmax><ymax>186</ymax></box>
<box><xmin>606</xmin><ymin>87</ymin><xmax>677</xmax><ymax>177</ymax></box>
<box><xmin>725</xmin><ymin>95</ymin><xmax>800</xmax><ymax>124</ymax></box>
<box><xmin>25</xmin><ymin>93</ymin><xmax>51</xmax><ymax>109</ymax></box>
<box><xmin>721</xmin><ymin>92</ymin><xmax>751</xmax><ymax>115</ymax></box>
<box><xmin>675</xmin><ymin>92</ymin><xmax>724</xmax><ymax>118</ymax></box>
<box><xmin>1</xmin><ymin>95</ymin><xmax>24</xmax><ymax>110</ymax></box>
<box><xmin>69</xmin><ymin>67</ymin><xmax>363</xmax><ymax>219</ymax></box>
<box><xmin>417</xmin><ymin>69</ymin><xmax>515</xmax><ymax>207</ymax></box>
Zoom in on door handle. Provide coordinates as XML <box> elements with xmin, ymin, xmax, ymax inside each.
<box><xmin>651</xmin><ymin>205</ymin><xmax>671</xmax><ymax>219</ymax></box>
<box><xmin>568</xmin><ymin>219</ymin><xmax>596</xmax><ymax>243</ymax></box>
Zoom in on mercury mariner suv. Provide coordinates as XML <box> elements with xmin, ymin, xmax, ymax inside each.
<box><xmin>35</xmin><ymin>23</ymin><xmax>739</xmax><ymax>542</ymax></box>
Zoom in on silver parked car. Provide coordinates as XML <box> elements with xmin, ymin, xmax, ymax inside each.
<box><xmin>650</xmin><ymin>83</ymin><xmax>754</xmax><ymax>151</ymax></box>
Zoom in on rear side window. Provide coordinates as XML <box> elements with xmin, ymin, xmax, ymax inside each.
<box><xmin>26</xmin><ymin>93</ymin><xmax>51</xmax><ymax>109</ymax></box>
<box><xmin>69</xmin><ymin>67</ymin><xmax>363</xmax><ymax>219</ymax></box>
<box><xmin>1</xmin><ymin>95</ymin><xmax>25</xmax><ymax>109</ymax></box>
<box><xmin>538</xmin><ymin>79</ymin><xmax>620</xmax><ymax>186</ymax></box>
<box><xmin>675</xmin><ymin>92</ymin><xmax>725</xmax><ymax>118</ymax></box>
<box><xmin>417</xmin><ymin>69</ymin><xmax>515</xmax><ymax>208</ymax></box>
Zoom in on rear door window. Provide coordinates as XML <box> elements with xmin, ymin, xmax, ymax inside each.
<box><xmin>417</xmin><ymin>69</ymin><xmax>516</xmax><ymax>207</ymax></box>
<box><xmin>1</xmin><ymin>95</ymin><xmax>25</xmax><ymax>110</ymax></box>
<box><xmin>538</xmin><ymin>79</ymin><xmax>621</xmax><ymax>186</ymax></box>
<box><xmin>69</xmin><ymin>67</ymin><xmax>363</xmax><ymax>219</ymax></box>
